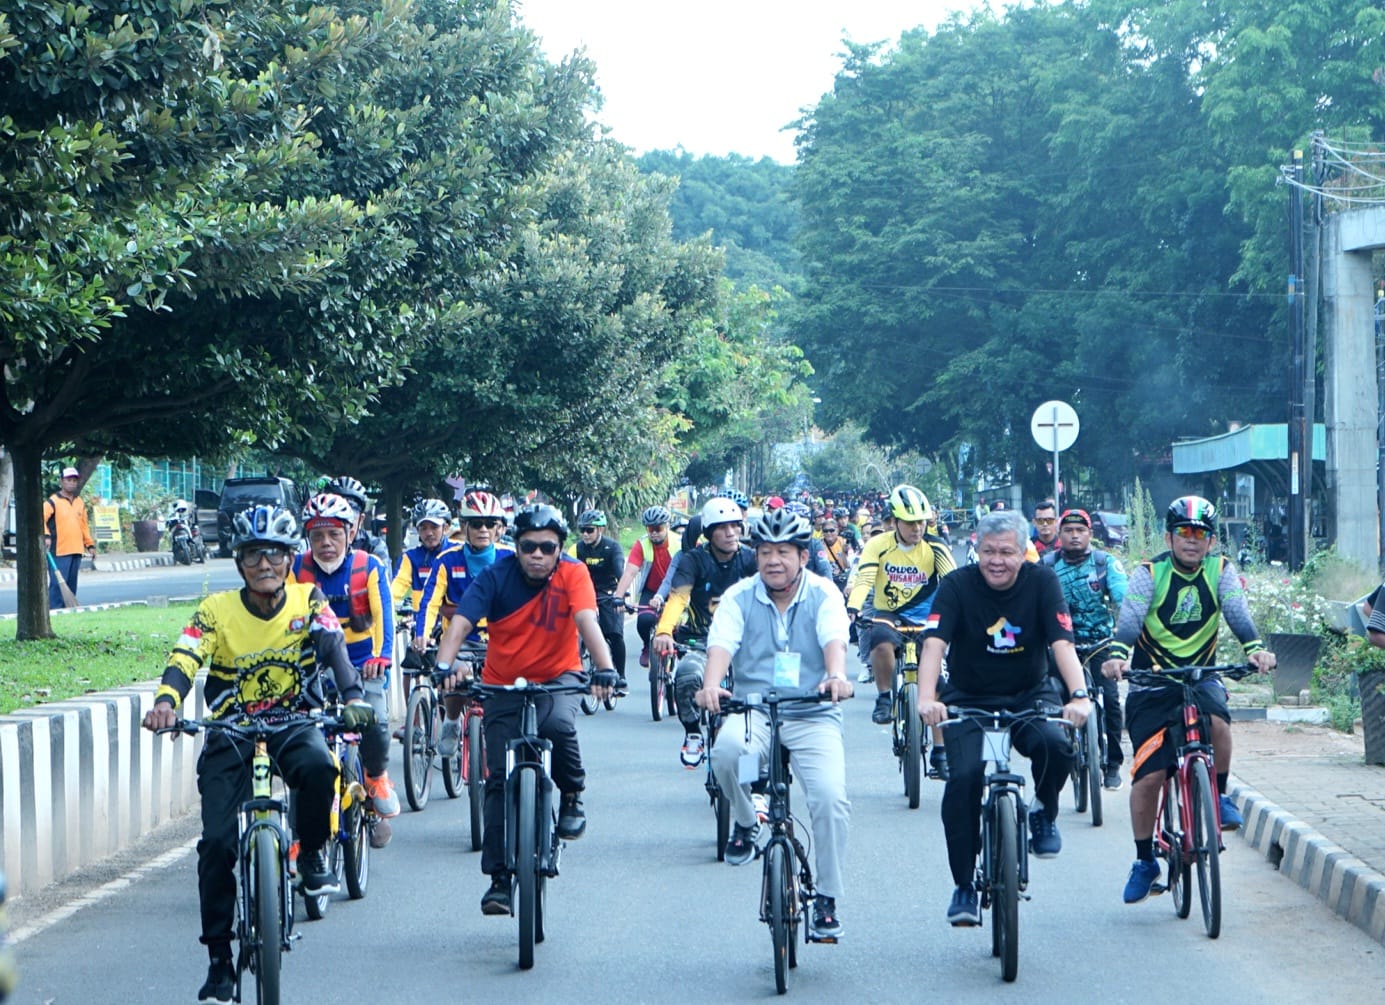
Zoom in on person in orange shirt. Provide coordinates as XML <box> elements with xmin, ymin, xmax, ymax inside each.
<box><xmin>43</xmin><ymin>466</ymin><xmax>97</xmax><ymax>609</ymax></box>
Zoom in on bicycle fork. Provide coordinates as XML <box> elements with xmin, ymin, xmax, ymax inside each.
<box><xmin>506</xmin><ymin>744</ymin><xmax>560</xmax><ymax>879</ymax></box>
<box><xmin>979</xmin><ymin>777</ymin><xmax>1031</xmax><ymax>908</ymax></box>
<box><xmin>238</xmin><ymin>743</ymin><xmax>296</xmax><ymax>974</ymax></box>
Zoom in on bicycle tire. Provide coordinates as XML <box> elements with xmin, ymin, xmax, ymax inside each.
<box><xmin>465</xmin><ymin>711</ymin><xmax>484</xmax><ymax>852</ymax></box>
<box><xmin>900</xmin><ymin>682</ymin><xmax>921</xmax><ymax>808</ymax></box>
<box><xmin>1072</xmin><ymin>722</ymin><xmax>1090</xmax><ymax>814</ymax></box>
<box><xmin>665</xmin><ymin>662</ymin><xmax>678</xmax><ymax>718</ymax></box>
<box><xmin>1162</xmin><ymin>778</ymin><xmax>1190</xmax><ymax>919</ymax></box>
<box><xmin>714</xmin><ymin>783</ymin><xmax>730</xmax><ymax>861</ymax></box>
<box><xmin>995</xmin><ymin>792</ymin><xmax>1020</xmax><ymax>983</ymax></box>
<box><xmin>251</xmin><ymin>827</ymin><xmax>283</xmax><ymax>1005</ymax></box>
<box><xmin>517</xmin><ymin>768</ymin><xmax>538</xmax><ymax>970</ymax></box>
<box><xmin>766</xmin><ymin>841</ymin><xmax>791</xmax><ymax>994</ymax></box>
<box><xmin>1084</xmin><ymin>713</ymin><xmax>1103</xmax><ymax>826</ymax></box>
<box><xmin>402</xmin><ymin>687</ymin><xmax>433</xmax><ymax>811</ymax></box>
<box><xmin>580</xmin><ymin>646</ymin><xmax>599</xmax><ymax>715</ymax></box>
<box><xmin>649</xmin><ymin>642</ymin><xmax>664</xmax><ymax>721</ymax></box>
<box><xmin>1192</xmin><ymin>758</ymin><xmax>1222</xmax><ymax>938</ymax></box>
<box><xmin>341</xmin><ymin>748</ymin><xmax>369</xmax><ymax>900</ymax></box>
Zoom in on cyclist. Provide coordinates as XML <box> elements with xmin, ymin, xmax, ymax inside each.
<box><xmin>696</xmin><ymin>507</ymin><xmax>853</xmax><ymax>940</ymax></box>
<box><xmin>847</xmin><ymin>485</ymin><xmax>954</xmax><ymax>748</ymax></box>
<box><xmin>390</xmin><ymin>498</ymin><xmax>453</xmax><ymax>610</ymax></box>
<box><xmin>570</xmin><ymin>508</ymin><xmax>627</xmax><ymax>690</ymax></box>
<box><xmin>328</xmin><ymin>475</ymin><xmax>391</xmax><ymax>566</ymax></box>
<box><xmin>613</xmin><ymin>505</ymin><xmax>681</xmax><ymax>667</ymax></box>
<box><xmin>1030</xmin><ymin>500</ymin><xmax>1061</xmax><ymax>557</ymax></box>
<box><xmin>917</xmin><ymin>510</ymin><xmax>1090</xmax><ymax>926</ymax></box>
<box><xmin>292</xmin><ymin>493</ymin><xmax>400</xmax><ymax>838</ymax></box>
<box><xmin>433</xmin><ymin>504</ymin><xmax>617</xmax><ymax>915</ymax></box>
<box><xmin>654</xmin><ymin>496</ymin><xmax>758</xmax><ymax>766</ymax></box>
<box><xmin>1041</xmin><ymin>508</ymin><xmax>1128</xmax><ymax>790</ymax></box>
<box><xmin>417</xmin><ymin>490</ymin><xmax>514</xmax><ymax>755</ymax></box>
<box><xmin>1102</xmin><ymin>496</ymin><xmax>1276</xmax><ymax>905</ymax></box>
<box><xmin>786</xmin><ymin>500</ymin><xmax>834</xmax><ymax>579</ymax></box>
<box><xmin>819</xmin><ymin>514</ymin><xmax>854</xmax><ymax>591</ymax></box>
<box><xmin>142</xmin><ymin>505</ymin><xmax>375</xmax><ymax>1005</ymax></box>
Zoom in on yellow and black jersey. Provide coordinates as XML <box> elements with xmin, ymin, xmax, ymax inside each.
<box><xmin>846</xmin><ymin>531</ymin><xmax>955</xmax><ymax>623</ymax></box>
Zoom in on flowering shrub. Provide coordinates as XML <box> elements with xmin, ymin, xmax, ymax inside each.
<box><xmin>1241</xmin><ymin>567</ymin><xmax>1335</xmax><ymax>637</ymax></box>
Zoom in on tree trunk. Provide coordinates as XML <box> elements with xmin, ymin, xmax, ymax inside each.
<box><xmin>383</xmin><ymin>476</ymin><xmax>404</xmax><ymax>562</ymax></box>
<box><xmin>11</xmin><ymin>442</ymin><xmax>54</xmax><ymax>640</ymax></box>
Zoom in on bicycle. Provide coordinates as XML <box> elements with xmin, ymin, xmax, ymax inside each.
<box><xmin>471</xmin><ymin>675</ymin><xmax>593</xmax><ymax>970</ymax></box>
<box><xmin>579</xmin><ymin>596</ymin><xmax>628</xmax><ymax>714</ymax></box>
<box><xmin>400</xmin><ymin>642</ymin><xmax>484</xmax><ymax>814</ymax></box>
<box><xmin>942</xmin><ymin>704</ymin><xmax>1075</xmax><ymax>983</ymax></box>
<box><xmin>157</xmin><ymin>716</ymin><xmax>308</xmax><ymax>1005</ymax></box>
<box><xmin>1067</xmin><ymin>639</ymin><xmax>1116</xmax><ymax>827</ymax></box>
<box><xmin>720</xmin><ymin>689</ymin><xmax>844</xmax><ymax>995</ymax></box>
<box><xmin>301</xmin><ymin>710</ymin><xmax>370</xmax><ymax>920</ymax></box>
<box><xmin>646</xmin><ymin>625</ymin><xmax>683</xmax><ymax>722</ymax></box>
<box><xmin>882</xmin><ymin>621</ymin><xmax>930</xmax><ymax>809</ymax></box>
<box><xmin>1125</xmin><ymin>664</ymin><xmax>1258</xmax><ymax>939</ymax></box>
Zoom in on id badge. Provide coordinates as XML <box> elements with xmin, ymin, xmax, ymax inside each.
<box><xmin>773</xmin><ymin>651</ymin><xmax>802</xmax><ymax>689</ymax></box>
<box><xmin>738</xmin><ymin>751</ymin><xmax>760</xmax><ymax>785</ymax></box>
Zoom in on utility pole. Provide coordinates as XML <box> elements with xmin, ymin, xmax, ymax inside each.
<box><xmin>1377</xmin><ymin>283</ymin><xmax>1385</xmax><ymax>573</ymax></box>
<box><xmin>1287</xmin><ymin>148</ymin><xmax>1307</xmax><ymax>571</ymax></box>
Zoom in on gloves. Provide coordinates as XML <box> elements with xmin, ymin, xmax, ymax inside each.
<box><xmin>591</xmin><ymin>669</ymin><xmax>619</xmax><ymax>689</ymax></box>
<box><xmin>341</xmin><ymin>700</ymin><xmax>376</xmax><ymax>730</ymax></box>
<box><xmin>362</xmin><ymin>656</ymin><xmax>391</xmax><ymax>678</ymax></box>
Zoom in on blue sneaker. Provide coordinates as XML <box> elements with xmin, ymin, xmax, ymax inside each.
<box><xmin>947</xmin><ymin>884</ymin><xmax>980</xmax><ymax>926</ymax></box>
<box><xmin>1218</xmin><ymin>794</ymin><xmax>1243</xmax><ymax>831</ymax></box>
<box><xmin>1123</xmin><ymin>859</ymin><xmax>1162</xmax><ymax>904</ymax></box>
<box><xmin>1028</xmin><ymin>808</ymin><xmax>1061</xmax><ymax>858</ymax></box>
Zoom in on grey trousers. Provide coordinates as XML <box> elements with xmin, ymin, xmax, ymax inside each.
<box><xmin>709</xmin><ymin>711</ymin><xmax>851</xmax><ymax>900</ymax></box>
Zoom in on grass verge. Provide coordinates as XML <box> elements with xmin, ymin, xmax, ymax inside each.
<box><xmin>0</xmin><ymin>604</ymin><xmax>196</xmax><ymax>715</ymax></box>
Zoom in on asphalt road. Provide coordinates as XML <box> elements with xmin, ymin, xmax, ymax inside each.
<box><xmin>0</xmin><ymin>559</ymin><xmax>243</xmax><ymax>615</ymax></box>
<box><xmin>10</xmin><ymin>624</ymin><xmax>1385</xmax><ymax>1004</ymax></box>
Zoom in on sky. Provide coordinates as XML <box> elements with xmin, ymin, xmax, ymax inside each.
<box><xmin>515</xmin><ymin>1</ymin><xmax>982</xmax><ymax>164</ymax></box>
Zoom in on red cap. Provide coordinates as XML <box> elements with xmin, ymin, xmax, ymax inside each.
<box><xmin>1059</xmin><ymin>508</ymin><xmax>1091</xmax><ymax>528</ymax></box>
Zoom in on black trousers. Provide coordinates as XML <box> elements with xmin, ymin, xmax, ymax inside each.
<box><xmin>196</xmin><ymin>723</ymin><xmax>336</xmax><ymax>949</ymax></box>
<box><xmin>481</xmin><ymin>674</ymin><xmax>585</xmax><ymax>876</ymax></box>
<box><xmin>597</xmin><ymin>599</ymin><xmax>626</xmax><ymax>675</ymax></box>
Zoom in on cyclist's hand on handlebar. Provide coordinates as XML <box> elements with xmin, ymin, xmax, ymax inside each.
<box><xmin>1249</xmin><ymin>649</ymin><xmax>1276</xmax><ymax>674</ymax></box>
<box><xmin>918</xmin><ymin>697</ymin><xmax>948</xmax><ymax>727</ymax></box>
<box><xmin>411</xmin><ymin>635</ymin><xmax>429</xmax><ymax>653</ymax></box>
<box><xmin>1062</xmin><ymin>695</ymin><xmax>1092</xmax><ymax>728</ymax></box>
<box><xmin>342</xmin><ymin>700</ymin><xmax>376</xmax><ymax>730</ymax></box>
<box><xmin>361</xmin><ymin>656</ymin><xmax>390</xmax><ymax>679</ymax></box>
<box><xmin>1101</xmin><ymin>657</ymin><xmax>1129</xmax><ymax>681</ymax></box>
<box><xmin>653</xmin><ymin>632</ymin><xmax>675</xmax><ymax>656</ymax></box>
<box><xmin>143</xmin><ymin>703</ymin><xmax>178</xmax><ymax>733</ymax></box>
<box><xmin>590</xmin><ymin>668</ymin><xmax>618</xmax><ymax>700</ymax></box>
<box><xmin>817</xmin><ymin>676</ymin><xmax>854</xmax><ymax>703</ymax></box>
<box><xmin>695</xmin><ymin>684</ymin><xmax>732</xmax><ymax>715</ymax></box>
<box><xmin>438</xmin><ymin>665</ymin><xmax>473</xmax><ymax>691</ymax></box>
<box><xmin>649</xmin><ymin>594</ymin><xmax>665</xmax><ymax>613</ymax></box>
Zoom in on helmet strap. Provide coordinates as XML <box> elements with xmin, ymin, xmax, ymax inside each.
<box><xmin>765</xmin><ymin>567</ymin><xmax>804</xmax><ymax>600</ymax></box>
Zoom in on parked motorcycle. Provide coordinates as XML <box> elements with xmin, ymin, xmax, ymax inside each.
<box><xmin>166</xmin><ymin>501</ymin><xmax>207</xmax><ymax>565</ymax></box>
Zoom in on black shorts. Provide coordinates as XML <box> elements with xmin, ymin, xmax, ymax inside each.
<box><xmin>1126</xmin><ymin>677</ymin><xmax>1230</xmax><ymax>782</ymax></box>
<box><xmin>863</xmin><ymin>617</ymin><xmax>927</xmax><ymax>658</ymax></box>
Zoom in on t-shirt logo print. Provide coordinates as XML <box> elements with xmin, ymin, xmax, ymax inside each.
<box><xmin>986</xmin><ymin>617</ymin><xmax>1021</xmax><ymax>649</ymax></box>
<box><xmin>1169</xmin><ymin>585</ymin><xmax>1203</xmax><ymax>626</ymax></box>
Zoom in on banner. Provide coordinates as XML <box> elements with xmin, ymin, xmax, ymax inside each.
<box><xmin>92</xmin><ymin>504</ymin><xmax>123</xmax><ymax>547</ymax></box>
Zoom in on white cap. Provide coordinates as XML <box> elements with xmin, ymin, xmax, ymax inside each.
<box><xmin>61</xmin><ymin>466</ymin><xmax>79</xmax><ymax>478</ymax></box>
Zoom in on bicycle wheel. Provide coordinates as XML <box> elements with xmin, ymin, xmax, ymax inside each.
<box><xmin>465</xmin><ymin>711</ymin><xmax>485</xmax><ymax>852</ymax></box>
<box><xmin>648</xmin><ymin>643</ymin><xmax>664</xmax><ymax>721</ymax></box>
<box><xmin>402</xmin><ymin>687</ymin><xmax>433</xmax><ymax>811</ymax></box>
<box><xmin>765</xmin><ymin>841</ymin><xmax>791</xmax><ymax>994</ymax></box>
<box><xmin>1161</xmin><ymin>778</ymin><xmax>1190</xmax><ymax>919</ymax></box>
<box><xmin>1191</xmin><ymin>758</ymin><xmax>1222</xmax><ymax>938</ymax></box>
<box><xmin>994</xmin><ymin>793</ymin><xmax>1020</xmax><ymax>983</ymax></box>
<box><xmin>665</xmin><ymin>663</ymin><xmax>678</xmax><ymax>718</ymax></box>
<box><xmin>714</xmin><ymin>781</ymin><xmax>730</xmax><ymax>861</ymax></box>
<box><xmin>1071</xmin><ymin>724</ymin><xmax>1090</xmax><ymax>815</ymax></box>
<box><xmin>580</xmin><ymin>646</ymin><xmax>598</xmax><ymax>715</ymax></box>
<box><xmin>341</xmin><ymin>748</ymin><xmax>370</xmax><ymax>900</ymax></box>
<box><xmin>517</xmin><ymin>768</ymin><xmax>538</xmax><ymax>970</ymax></box>
<box><xmin>251</xmin><ymin>827</ymin><xmax>283</xmax><ymax>1005</ymax></box>
<box><xmin>900</xmin><ymin>682</ymin><xmax>921</xmax><ymax>809</ymax></box>
<box><xmin>1084</xmin><ymin>713</ymin><xmax>1103</xmax><ymax>827</ymax></box>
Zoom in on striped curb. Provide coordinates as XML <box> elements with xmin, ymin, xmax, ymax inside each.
<box><xmin>0</xmin><ymin>554</ymin><xmax>175</xmax><ymax>584</ymax></box>
<box><xmin>1231</xmin><ymin>778</ymin><xmax>1385</xmax><ymax>945</ymax></box>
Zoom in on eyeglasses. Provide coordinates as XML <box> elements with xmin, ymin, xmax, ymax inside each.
<box><xmin>1034</xmin><ymin>517</ymin><xmax>1057</xmax><ymax>525</ymax></box>
<box><xmin>467</xmin><ymin>519</ymin><xmax>502</xmax><ymax>530</ymax></box>
<box><xmin>517</xmin><ymin>539</ymin><xmax>560</xmax><ymax>556</ymax></box>
<box><xmin>238</xmin><ymin>546</ymin><xmax>291</xmax><ymax>567</ymax></box>
<box><xmin>1173</xmin><ymin>525</ymin><xmax>1211</xmax><ymax>540</ymax></box>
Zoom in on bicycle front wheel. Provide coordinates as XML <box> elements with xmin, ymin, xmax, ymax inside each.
<box><xmin>1191</xmin><ymin>758</ymin><xmax>1222</xmax><ymax>938</ymax></box>
<box><xmin>402</xmin><ymin>687</ymin><xmax>433</xmax><ymax>811</ymax></box>
<box><xmin>648</xmin><ymin>643</ymin><xmax>664</xmax><ymax>721</ymax></box>
<box><xmin>341</xmin><ymin>748</ymin><xmax>369</xmax><ymax>900</ymax></box>
<box><xmin>517</xmin><ymin>768</ymin><xmax>538</xmax><ymax>970</ymax></box>
<box><xmin>251</xmin><ymin>827</ymin><xmax>283</xmax><ymax>1005</ymax></box>
<box><xmin>993</xmin><ymin>792</ymin><xmax>1020</xmax><ymax>983</ymax></box>
<box><xmin>900</xmin><ymin>681</ymin><xmax>921</xmax><ymax>809</ymax></box>
<box><xmin>713</xmin><ymin>780</ymin><xmax>730</xmax><ymax>861</ymax></box>
<box><xmin>765</xmin><ymin>841</ymin><xmax>792</xmax><ymax>994</ymax></box>
<box><xmin>1084</xmin><ymin>712</ymin><xmax>1103</xmax><ymax>827</ymax></box>
<box><xmin>465</xmin><ymin>711</ymin><xmax>485</xmax><ymax>852</ymax></box>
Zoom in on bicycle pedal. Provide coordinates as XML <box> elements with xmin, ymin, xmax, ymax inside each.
<box><xmin>806</xmin><ymin>933</ymin><xmax>839</xmax><ymax>944</ymax></box>
<box><xmin>1149</xmin><ymin>882</ymin><xmax>1168</xmax><ymax>895</ymax></box>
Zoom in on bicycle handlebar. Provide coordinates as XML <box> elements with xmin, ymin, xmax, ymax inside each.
<box><xmin>1124</xmin><ymin>664</ymin><xmax>1260</xmax><ymax>687</ymax></box>
<box><xmin>155</xmin><ymin>715</ymin><xmax>317</xmax><ymax>739</ymax></box>
<box><xmin>719</xmin><ymin>689</ymin><xmax>840</xmax><ymax>715</ymax></box>
<box><xmin>468</xmin><ymin>675</ymin><xmax>594</xmax><ymax>699</ymax></box>
<box><xmin>942</xmin><ymin>704</ymin><xmax>1073</xmax><ymax>731</ymax></box>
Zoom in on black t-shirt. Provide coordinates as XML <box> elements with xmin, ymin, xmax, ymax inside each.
<box><xmin>575</xmin><ymin>535</ymin><xmax>624</xmax><ymax>594</ymax></box>
<box><xmin>671</xmin><ymin>543</ymin><xmax>757</xmax><ymax>634</ymax></box>
<box><xmin>929</xmin><ymin>562</ymin><xmax>1074</xmax><ymax>697</ymax></box>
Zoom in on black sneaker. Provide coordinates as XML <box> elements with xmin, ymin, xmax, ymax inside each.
<box><xmin>947</xmin><ymin>884</ymin><xmax>980</xmax><ymax>926</ymax></box>
<box><xmin>810</xmin><ymin>895</ymin><xmax>843</xmax><ymax>940</ymax></box>
<box><xmin>197</xmin><ymin>957</ymin><xmax>236</xmax><ymax>1005</ymax></box>
<box><xmin>556</xmin><ymin>792</ymin><xmax>586</xmax><ymax>840</ymax></box>
<box><xmin>615</xmin><ymin>674</ymin><xmax>629</xmax><ymax>696</ymax></box>
<box><xmin>929</xmin><ymin>745</ymin><xmax>950</xmax><ymax>781</ymax></box>
<box><xmin>481</xmin><ymin>873</ymin><xmax>512</xmax><ymax>915</ymax></box>
<box><xmin>297</xmin><ymin>848</ymin><xmax>340</xmax><ymax>897</ymax></box>
<box><xmin>724</xmin><ymin>822</ymin><xmax>759</xmax><ymax>866</ymax></box>
<box><xmin>1102</xmin><ymin>764</ymin><xmax>1123</xmax><ymax>791</ymax></box>
<box><xmin>871</xmin><ymin>691</ymin><xmax>893</xmax><ymax>724</ymax></box>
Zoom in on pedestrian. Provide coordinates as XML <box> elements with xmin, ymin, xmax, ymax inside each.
<box><xmin>43</xmin><ymin>466</ymin><xmax>96</xmax><ymax>609</ymax></box>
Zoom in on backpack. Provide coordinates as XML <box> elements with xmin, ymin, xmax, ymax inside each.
<box><xmin>298</xmin><ymin>550</ymin><xmax>372</xmax><ymax>632</ymax></box>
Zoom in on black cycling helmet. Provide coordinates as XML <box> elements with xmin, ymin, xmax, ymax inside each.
<box><xmin>578</xmin><ymin>508</ymin><xmax>607</xmax><ymax>528</ymax></box>
<box><xmin>641</xmin><ymin>505</ymin><xmax>671</xmax><ymax>527</ymax></box>
<box><xmin>513</xmin><ymin>503</ymin><xmax>569</xmax><ymax>544</ymax></box>
<box><xmin>328</xmin><ymin>475</ymin><xmax>369</xmax><ymax>516</ymax></box>
<box><xmin>230</xmin><ymin>504</ymin><xmax>300</xmax><ymax>556</ymax></box>
<box><xmin>748</xmin><ymin>509</ymin><xmax>812</xmax><ymax>549</ymax></box>
<box><xmin>1166</xmin><ymin>495</ymin><xmax>1217</xmax><ymax>533</ymax></box>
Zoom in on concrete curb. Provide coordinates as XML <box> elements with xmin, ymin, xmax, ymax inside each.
<box><xmin>0</xmin><ymin>554</ymin><xmax>175</xmax><ymax>584</ymax></box>
<box><xmin>1231</xmin><ymin>778</ymin><xmax>1385</xmax><ymax>945</ymax></box>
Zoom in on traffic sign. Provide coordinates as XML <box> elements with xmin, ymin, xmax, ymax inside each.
<box><xmin>1031</xmin><ymin>400</ymin><xmax>1079</xmax><ymax>453</ymax></box>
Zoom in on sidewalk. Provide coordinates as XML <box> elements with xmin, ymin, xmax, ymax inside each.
<box><xmin>1228</xmin><ymin>718</ymin><xmax>1385</xmax><ymax>943</ymax></box>
<box><xmin>0</xmin><ymin>550</ymin><xmax>176</xmax><ymax>583</ymax></box>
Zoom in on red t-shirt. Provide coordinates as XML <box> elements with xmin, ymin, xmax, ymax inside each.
<box><xmin>629</xmin><ymin>538</ymin><xmax>675</xmax><ymax>594</ymax></box>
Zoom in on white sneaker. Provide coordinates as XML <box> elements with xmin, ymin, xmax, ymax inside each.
<box><xmin>857</xmin><ymin>667</ymin><xmax>873</xmax><ymax>683</ymax></box>
<box><xmin>680</xmin><ymin>733</ymin><xmax>705</xmax><ymax>768</ymax></box>
<box><xmin>439</xmin><ymin>718</ymin><xmax>462</xmax><ymax>757</ymax></box>
<box><xmin>752</xmin><ymin>792</ymin><xmax>769</xmax><ymax>823</ymax></box>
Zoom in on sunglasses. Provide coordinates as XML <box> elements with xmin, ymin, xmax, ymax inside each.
<box><xmin>1173</xmin><ymin>525</ymin><xmax>1211</xmax><ymax>540</ymax></box>
<box><xmin>517</xmin><ymin>539</ymin><xmax>560</xmax><ymax>556</ymax></box>
<box><xmin>238</xmin><ymin>546</ymin><xmax>291</xmax><ymax>567</ymax></box>
<box><xmin>580</xmin><ymin>526</ymin><xmax>601</xmax><ymax>533</ymax></box>
<box><xmin>467</xmin><ymin>519</ymin><xmax>502</xmax><ymax>530</ymax></box>
<box><xmin>1034</xmin><ymin>517</ymin><xmax>1057</xmax><ymax>525</ymax></box>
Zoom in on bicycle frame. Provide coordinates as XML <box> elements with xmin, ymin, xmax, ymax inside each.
<box><xmin>240</xmin><ymin>735</ymin><xmax>294</xmax><ymax>961</ymax></box>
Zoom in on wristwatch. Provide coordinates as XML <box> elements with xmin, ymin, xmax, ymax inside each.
<box><xmin>1070</xmin><ymin>688</ymin><xmax>1089</xmax><ymax>700</ymax></box>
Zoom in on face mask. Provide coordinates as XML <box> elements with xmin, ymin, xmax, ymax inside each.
<box><xmin>315</xmin><ymin>552</ymin><xmax>346</xmax><ymax>576</ymax></box>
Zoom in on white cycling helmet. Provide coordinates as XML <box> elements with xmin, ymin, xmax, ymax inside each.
<box><xmin>700</xmin><ymin>497</ymin><xmax>743</xmax><ymax>536</ymax></box>
<box><xmin>302</xmin><ymin>492</ymin><xmax>356</xmax><ymax>531</ymax></box>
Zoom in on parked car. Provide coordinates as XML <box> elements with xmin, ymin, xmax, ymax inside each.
<box><xmin>1092</xmin><ymin>510</ymin><xmax>1128</xmax><ymax>549</ymax></box>
<box><xmin>215</xmin><ymin>477</ymin><xmax>300</xmax><ymax>557</ymax></box>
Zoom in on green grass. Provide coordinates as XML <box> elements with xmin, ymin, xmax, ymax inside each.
<box><xmin>0</xmin><ymin>604</ymin><xmax>196</xmax><ymax>715</ymax></box>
